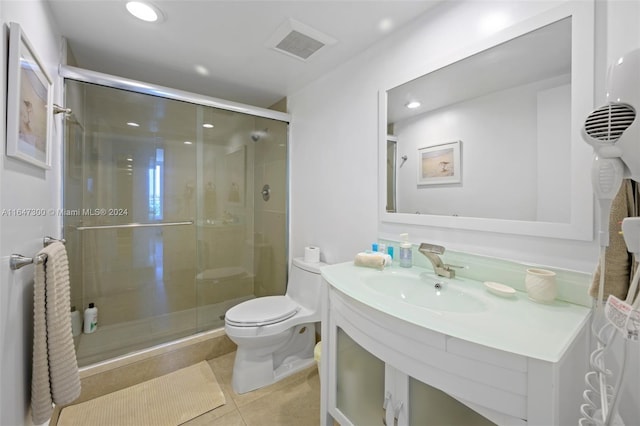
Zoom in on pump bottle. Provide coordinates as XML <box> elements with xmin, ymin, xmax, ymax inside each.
<box><xmin>399</xmin><ymin>233</ymin><xmax>412</xmax><ymax>268</ymax></box>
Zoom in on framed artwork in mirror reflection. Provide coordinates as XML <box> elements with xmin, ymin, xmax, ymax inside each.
<box><xmin>6</xmin><ymin>22</ymin><xmax>53</xmax><ymax>169</ymax></box>
<box><xmin>417</xmin><ymin>140</ymin><xmax>461</xmax><ymax>186</ymax></box>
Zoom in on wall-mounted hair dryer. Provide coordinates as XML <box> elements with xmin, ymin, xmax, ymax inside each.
<box><xmin>582</xmin><ymin>48</ymin><xmax>639</xmax><ymax>247</ymax></box>
<box><xmin>580</xmin><ymin>48</ymin><xmax>640</xmax><ymax>426</ymax></box>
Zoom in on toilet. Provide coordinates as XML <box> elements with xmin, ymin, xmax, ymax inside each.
<box><xmin>224</xmin><ymin>257</ymin><xmax>327</xmax><ymax>394</ymax></box>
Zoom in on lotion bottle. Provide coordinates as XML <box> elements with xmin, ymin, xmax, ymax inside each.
<box><xmin>83</xmin><ymin>303</ymin><xmax>98</xmax><ymax>334</ymax></box>
<box><xmin>399</xmin><ymin>233</ymin><xmax>412</xmax><ymax>268</ymax></box>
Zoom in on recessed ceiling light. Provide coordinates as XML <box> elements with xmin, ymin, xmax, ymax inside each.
<box><xmin>184</xmin><ymin>141</ymin><xmax>193</xmax><ymax>145</ymax></box>
<box><xmin>203</xmin><ymin>123</ymin><xmax>214</xmax><ymax>129</ymax></box>
<box><xmin>125</xmin><ymin>1</ymin><xmax>162</xmax><ymax>23</ymax></box>
<box><xmin>406</xmin><ymin>101</ymin><xmax>421</xmax><ymax>109</ymax></box>
<box><xmin>195</xmin><ymin>65</ymin><xmax>210</xmax><ymax>76</ymax></box>
<box><xmin>127</xmin><ymin>122</ymin><xmax>140</xmax><ymax>127</ymax></box>
<box><xmin>478</xmin><ymin>12</ymin><xmax>509</xmax><ymax>35</ymax></box>
<box><xmin>127</xmin><ymin>158</ymin><xmax>133</xmax><ymax>162</ymax></box>
<box><xmin>378</xmin><ymin>18</ymin><xmax>394</xmax><ymax>33</ymax></box>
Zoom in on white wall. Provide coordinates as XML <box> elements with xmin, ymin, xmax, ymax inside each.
<box><xmin>289</xmin><ymin>0</ymin><xmax>598</xmax><ymax>272</ymax></box>
<box><xmin>290</xmin><ymin>0</ymin><xmax>640</xmax><ymax>422</ymax></box>
<box><xmin>0</xmin><ymin>1</ymin><xmax>63</xmax><ymax>424</ymax></box>
<box><xmin>598</xmin><ymin>0</ymin><xmax>640</xmax><ymax>423</ymax></box>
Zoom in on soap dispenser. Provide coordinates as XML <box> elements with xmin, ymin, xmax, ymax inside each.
<box><xmin>399</xmin><ymin>233</ymin><xmax>412</xmax><ymax>268</ymax></box>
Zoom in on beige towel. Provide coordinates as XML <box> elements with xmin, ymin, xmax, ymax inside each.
<box><xmin>590</xmin><ymin>180</ymin><xmax>638</xmax><ymax>301</ymax></box>
<box><xmin>354</xmin><ymin>252</ymin><xmax>387</xmax><ymax>270</ymax></box>
<box><xmin>32</xmin><ymin>242</ymin><xmax>81</xmax><ymax>425</ymax></box>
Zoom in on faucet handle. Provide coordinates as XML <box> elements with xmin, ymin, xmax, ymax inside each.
<box><xmin>446</xmin><ymin>264</ymin><xmax>466</xmax><ymax>269</ymax></box>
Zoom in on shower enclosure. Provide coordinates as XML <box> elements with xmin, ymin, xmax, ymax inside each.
<box><xmin>61</xmin><ymin>68</ymin><xmax>289</xmax><ymax>366</ymax></box>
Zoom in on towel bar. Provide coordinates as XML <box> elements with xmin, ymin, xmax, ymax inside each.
<box><xmin>43</xmin><ymin>236</ymin><xmax>66</xmax><ymax>246</ymax></box>
<box><xmin>10</xmin><ymin>236</ymin><xmax>66</xmax><ymax>270</ymax></box>
<box><xmin>76</xmin><ymin>220</ymin><xmax>193</xmax><ymax>231</ymax></box>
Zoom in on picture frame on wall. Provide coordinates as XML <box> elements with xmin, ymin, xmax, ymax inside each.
<box><xmin>6</xmin><ymin>22</ymin><xmax>53</xmax><ymax>170</ymax></box>
<box><xmin>417</xmin><ymin>140</ymin><xmax>461</xmax><ymax>185</ymax></box>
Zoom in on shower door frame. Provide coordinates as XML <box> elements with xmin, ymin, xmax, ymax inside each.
<box><xmin>60</xmin><ymin>65</ymin><xmax>290</xmax><ymax>123</ymax></box>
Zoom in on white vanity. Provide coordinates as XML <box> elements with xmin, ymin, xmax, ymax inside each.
<box><xmin>320</xmin><ymin>262</ymin><xmax>591</xmax><ymax>426</ymax></box>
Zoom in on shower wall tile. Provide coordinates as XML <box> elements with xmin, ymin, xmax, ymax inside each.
<box><xmin>196</xmin><ymin>276</ymin><xmax>254</xmax><ymax>305</ymax></box>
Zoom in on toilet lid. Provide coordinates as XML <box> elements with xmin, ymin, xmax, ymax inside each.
<box><xmin>225</xmin><ymin>296</ymin><xmax>300</xmax><ymax>327</ymax></box>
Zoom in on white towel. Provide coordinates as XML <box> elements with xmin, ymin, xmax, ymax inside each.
<box><xmin>32</xmin><ymin>242</ymin><xmax>81</xmax><ymax>425</ymax></box>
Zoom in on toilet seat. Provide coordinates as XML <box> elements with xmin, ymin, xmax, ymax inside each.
<box><xmin>225</xmin><ymin>296</ymin><xmax>300</xmax><ymax>327</ymax></box>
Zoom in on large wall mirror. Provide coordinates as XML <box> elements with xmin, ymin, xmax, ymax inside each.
<box><xmin>379</xmin><ymin>2</ymin><xmax>595</xmax><ymax>240</ymax></box>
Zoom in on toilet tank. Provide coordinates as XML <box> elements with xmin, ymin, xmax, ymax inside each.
<box><xmin>286</xmin><ymin>258</ymin><xmax>327</xmax><ymax>312</ymax></box>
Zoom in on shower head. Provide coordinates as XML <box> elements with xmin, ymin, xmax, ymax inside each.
<box><xmin>250</xmin><ymin>128</ymin><xmax>268</xmax><ymax>142</ymax></box>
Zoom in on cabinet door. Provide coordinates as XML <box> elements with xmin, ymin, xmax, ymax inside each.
<box><xmin>386</xmin><ymin>366</ymin><xmax>409</xmax><ymax>426</ymax></box>
<box><xmin>409</xmin><ymin>377</ymin><xmax>496</xmax><ymax>425</ymax></box>
<box><xmin>335</xmin><ymin>327</ymin><xmax>386</xmax><ymax>425</ymax></box>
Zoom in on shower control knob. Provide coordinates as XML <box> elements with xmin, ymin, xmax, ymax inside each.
<box><xmin>261</xmin><ymin>184</ymin><xmax>271</xmax><ymax>201</ymax></box>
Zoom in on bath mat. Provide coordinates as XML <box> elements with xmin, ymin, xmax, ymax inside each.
<box><xmin>57</xmin><ymin>361</ymin><xmax>225</xmax><ymax>426</ymax></box>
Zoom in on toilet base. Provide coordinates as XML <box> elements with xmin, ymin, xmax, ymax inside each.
<box><xmin>230</xmin><ymin>323</ymin><xmax>316</xmax><ymax>394</ymax></box>
<box><xmin>232</xmin><ymin>353</ymin><xmax>316</xmax><ymax>394</ymax></box>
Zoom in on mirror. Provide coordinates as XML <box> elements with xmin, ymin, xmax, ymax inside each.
<box><xmin>379</xmin><ymin>3</ymin><xmax>594</xmax><ymax>240</ymax></box>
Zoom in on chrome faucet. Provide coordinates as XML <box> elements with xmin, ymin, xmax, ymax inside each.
<box><xmin>418</xmin><ymin>243</ymin><xmax>458</xmax><ymax>278</ymax></box>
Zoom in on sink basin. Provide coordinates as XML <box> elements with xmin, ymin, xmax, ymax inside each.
<box><xmin>363</xmin><ymin>274</ymin><xmax>487</xmax><ymax>313</ymax></box>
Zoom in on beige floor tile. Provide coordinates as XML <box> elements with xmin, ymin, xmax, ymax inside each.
<box><xmin>237</xmin><ymin>368</ymin><xmax>320</xmax><ymax>426</ymax></box>
<box><xmin>207</xmin><ymin>352</ymin><xmax>319</xmax><ymax>409</ymax></box>
<box><xmin>184</xmin><ymin>409</ymin><xmax>247</xmax><ymax>426</ymax></box>
<box><xmin>57</xmin><ymin>349</ymin><xmax>320</xmax><ymax>426</ymax></box>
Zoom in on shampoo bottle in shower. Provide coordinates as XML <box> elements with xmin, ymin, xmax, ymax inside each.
<box><xmin>83</xmin><ymin>303</ymin><xmax>98</xmax><ymax>334</ymax></box>
<box><xmin>399</xmin><ymin>233</ymin><xmax>412</xmax><ymax>268</ymax></box>
<box><xmin>70</xmin><ymin>306</ymin><xmax>82</xmax><ymax>337</ymax></box>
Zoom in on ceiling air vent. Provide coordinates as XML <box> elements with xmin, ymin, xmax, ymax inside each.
<box><xmin>266</xmin><ymin>18</ymin><xmax>336</xmax><ymax>61</ymax></box>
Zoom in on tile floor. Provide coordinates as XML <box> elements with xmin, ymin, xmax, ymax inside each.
<box><xmin>55</xmin><ymin>350</ymin><xmax>321</xmax><ymax>426</ymax></box>
<box><xmin>185</xmin><ymin>352</ymin><xmax>321</xmax><ymax>426</ymax></box>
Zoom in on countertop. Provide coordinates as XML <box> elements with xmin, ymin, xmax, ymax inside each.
<box><xmin>321</xmin><ymin>261</ymin><xmax>591</xmax><ymax>363</ymax></box>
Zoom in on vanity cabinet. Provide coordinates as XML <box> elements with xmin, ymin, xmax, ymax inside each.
<box><xmin>320</xmin><ymin>274</ymin><xmax>590</xmax><ymax>426</ymax></box>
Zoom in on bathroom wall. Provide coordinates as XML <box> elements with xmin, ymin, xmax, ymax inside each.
<box><xmin>289</xmin><ymin>0</ymin><xmax>640</xmax><ymax>422</ymax></box>
<box><xmin>0</xmin><ymin>1</ymin><xmax>64</xmax><ymax>424</ymax></box>
<box><xmin>289</xmin><ymin>0</ymin><xmax>598</xmax><ymax>272</ymax></box>
<box><xmin>598</xmin><ymin>0</ymin><xmax>640</xmax><ymax>422</ymax></box>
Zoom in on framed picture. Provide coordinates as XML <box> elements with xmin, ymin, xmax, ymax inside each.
<box><xmin>6</xmin><ymin>22</ymin><xmax>53</xmax><ymax>169</ymax></box>
<box><xmin>417</xmin><ymin>140</ymin><xmax>461</xmax><ymax>185</ymax></box>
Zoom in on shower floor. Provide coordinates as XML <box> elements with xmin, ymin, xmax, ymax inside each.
<box><xmin>75</xmin><ymin>295</ymin><xmax>253</xmax><ymax>366</ymax></box>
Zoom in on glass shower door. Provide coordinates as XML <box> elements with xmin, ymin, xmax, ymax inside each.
<box><xmin>64</xmin><ymin>76</ymin><xmax>289</xmax><ymax>366</ymax></box>
<box><xmin>64</xmin><ymin>81</ymin><xmax>199</xmax><ymax>365</ymax></box>
<box><xmin>194</xmin><ymin>109</ymin><xmax>289</xmax><ymax>331</ymax></box>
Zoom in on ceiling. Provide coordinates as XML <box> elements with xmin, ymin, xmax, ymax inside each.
<box><xmin>47</xmin><ymin>0</ymin><xmax>441</xmax><ymax>109</ymax></box>
<box><xmin>387</xmin><ymin>16</ymin><xmax>572</xmax><ymax>124</ymax></box>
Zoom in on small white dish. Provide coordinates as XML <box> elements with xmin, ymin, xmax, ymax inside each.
<box><xmin>484</xmin><ymin>281</ymin><xmax>516</xmax><ymax>297</ymax></box>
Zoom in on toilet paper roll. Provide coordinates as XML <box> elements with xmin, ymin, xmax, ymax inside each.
<box><xmin>304</xmin><ymin>246</ymin><xmax>321</xmax><ymax>263</ymax></box>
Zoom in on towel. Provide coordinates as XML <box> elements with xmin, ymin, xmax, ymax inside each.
<box><xmin>32</xmin><ymin>242</ymin><xmax>81</xmax><ymax>425</ymax></box>
<box><xmin>590</xmin><ymin>180</ymin><xmax>639</xmax><ymax>301</ymax></box>
<box><xmin>354</xmin><ymin>252</ymin><xmax>391</xmax><ymax>270</ymax></box>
